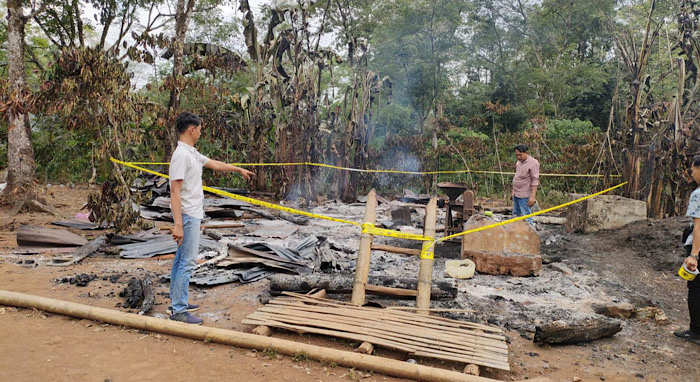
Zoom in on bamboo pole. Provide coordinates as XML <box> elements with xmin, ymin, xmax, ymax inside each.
<box><xmin>252</xmin><ymin>307</ymin><xmax>508</xmax><ymax>352</ymax></box>
<box><xmin>365</xmin><ymin>284</ymin><xmax>418</xmax><ymax>297</ymax></box>
<box><xmin>351</xmin><ymin>189</ymin><xmax>377</xmax><ymax>306</ymax></box>
<box><xmin>280</xmin><ymin>293</ymin><xmax>501</xmax><ymax>333</ymax></box>
<box><xmin>417</xmin><ymin>197</ymin><xmax>438</xmax><ymax>313</ymax></box>
<box><xmin>371</xmin><ymin>244</ymin><xmax>421</xmax><ymax>256</ymax></box>
<box><xmin>0</xmin><ymin>290</ymin><xmax>506</xmax><ymax>382</ymax></box>
<box><xmin>247</xmin><ymin>310</ymin><xmax>509</xmax><ymax>364</ymax></box>
<box><xmin>257</xmin><ymin>302</ymin><xmax>507</xmax><ymax>346</ymax></box>
<box><xmin>242</xmin><ymin>316</ymin><xmax>509</xmax><ymax>370</ymax></box>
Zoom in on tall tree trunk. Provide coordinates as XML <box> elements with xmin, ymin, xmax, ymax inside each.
<box><xmin>163</xmin><ymin>0</ymin><xmax>196</xmax><ymax>161</ymax></box>
<box><xmin>4</xmin><ymin>1</ymin><xmax>37</xmax><ymax>199</ymax></box>
<box><xmin>621</xmin><ymin>0</ymin><xmax>656</xmax><ymax>201</ymax></box>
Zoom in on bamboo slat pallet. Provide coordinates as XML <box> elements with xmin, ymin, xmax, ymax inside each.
<box><xmin>243</xmin><ymin>292</ymin><xmax>510</xmax><ymax>371</ymax></box>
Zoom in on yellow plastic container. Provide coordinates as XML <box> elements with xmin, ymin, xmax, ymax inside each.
<box><xmin>678</xmin><ymin>263</ymin><xmax>699</xmax><ymax>281</ymax></box>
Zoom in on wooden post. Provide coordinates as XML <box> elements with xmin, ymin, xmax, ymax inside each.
<box><xmin>351</xmin><ymin>189</ymin><xmax>377</xmax><ymax>306</ymax></box>
<box><xmin>416</xmin><ymin>197</ymin><xmax>437</xmax><ymax>314</ymax></box>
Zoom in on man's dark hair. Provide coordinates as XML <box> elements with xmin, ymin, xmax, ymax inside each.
<box><xmin>175</xmin><ymin>112</ymin><xmax>201</xmax><ymax>135</ymax></box>
<box><xmin>692</xmin><ymin>155</ymin><xmax>700</xmax><ymax>168</ymax></box>
<box><xmin>514</xmin><ymin>144</ymin><xmax>528</xmax><ymax>153</ymax></box>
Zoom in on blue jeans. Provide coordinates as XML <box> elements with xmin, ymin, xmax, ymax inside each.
<box><xmin>513</xmin><ymin>197</ymin><xmax>534</xmax><ymax>225</ymax></box>
<box><xmin>170</xmin><ymin>213</ymin><xmax>201</xmax><ymax>315</ymax></box>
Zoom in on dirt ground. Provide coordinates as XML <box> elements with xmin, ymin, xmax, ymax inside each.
<box><xmin>1</xmin><ymin>184</ymin><xmax>699</xmax><ymax>382</ymax></box>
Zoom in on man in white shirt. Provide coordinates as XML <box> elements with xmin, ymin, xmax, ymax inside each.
<box><xmin>168</xmin><ymin>112</ymin><xmax>254</xmax><ymax>324</ymax></box>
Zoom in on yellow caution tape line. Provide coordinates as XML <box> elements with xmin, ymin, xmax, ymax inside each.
<box><xmin>112</xmin><ymin>158</ymin><xmax>626</xmax><ymax>247</ymax></box>
<box><xmin>110</xmin><ymin>158</ymin><xmax>361</xmax><ymax>227</ymax></box>
<box><xmin>125</xmin><ymin>161</ymin><xmax>621</xmax><ymax>178</ymax></box>
<box><xmin>437</xmin><ymin>181</ymin><xmax>628</xmax><ymax>242</ymax></box>
<box><xmin>419</xmin><ymin>249</ymin><xmax>434</xmax><ymax>260</ymax></box>
<box><xmin>361</xmin><ymin>223</ymin><xmax>432</xmax><ymax>242</ymax></box>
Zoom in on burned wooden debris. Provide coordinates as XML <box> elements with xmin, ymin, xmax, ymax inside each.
<box><xmin>534</xmin><ymin>317</ymin><xmax>623</xmax><ymax>345</ymax></box>
<box><xmin>269</xmin><ymin>274</ymin><xmax>457</xmax><ymax>299</ymax></box>
<box><xmin>56</xmin><ymin>273</ymin><xmax>97</xmax><ymax>287</ymax></box>
<box><xmin>120</xmin><ymin>274</ymin><xmax>156</xmax><ymax>315</ymax></box>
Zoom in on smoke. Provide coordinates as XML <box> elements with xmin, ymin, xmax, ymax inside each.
<box><xmin>374</xmin><ymin>148</ymin><xmax>422</xmax><ymax>188</ymax></box>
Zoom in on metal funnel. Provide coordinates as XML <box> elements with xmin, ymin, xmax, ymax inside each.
<box><xmin>438</xmin><ymin>182</ymin><xmax>469</xmax><ymax>200</ymax></box>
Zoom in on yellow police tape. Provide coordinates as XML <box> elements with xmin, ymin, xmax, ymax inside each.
<box><xmin>111</xmin><ymin>158</ymin><xmax>627</xmax><ymax>259</ymax></box>
<box><xmin>126</xmin><ymin>160</ymin><xmax>621</xmax><ymax>178</ymax></box>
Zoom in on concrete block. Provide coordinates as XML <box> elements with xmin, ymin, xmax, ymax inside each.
<box><xmin>460</xmin><ymin>215</ymin><xmax>541</xmax><ymax>277</ymax></box>
<box><xmin>390</xmin><ymin>205</ymin><xmax>412</xmax><ymax>226</ymax></box>
<box><xmin>566</xmin><ymin>194</ymin><xmax>646</xmax><ymax>233</ymax></box>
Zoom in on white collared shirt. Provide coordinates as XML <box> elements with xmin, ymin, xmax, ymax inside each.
<box><xmin>169</xmin><ymin>141</ymin><xmax>209</xmax><ymax>219</ymax></box>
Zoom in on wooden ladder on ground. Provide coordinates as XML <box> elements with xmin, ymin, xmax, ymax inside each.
<box><xmin>350</xmin><ymin>189</ymin><xmax>438</xmax><ymax>315</ymax></box>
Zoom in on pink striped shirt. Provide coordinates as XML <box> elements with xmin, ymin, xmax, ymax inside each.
<box><xmin>512</xmin><ymin>156</ymin><xmax>540</xmax><ymax>198</ymax></box>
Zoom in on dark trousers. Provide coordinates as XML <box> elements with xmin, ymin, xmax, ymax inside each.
<box><xmin>685</xmin><ymin>241</ymin><xmax>700</xmax><ymax>334</ymax></box>
<box><xmin>690</xmin><ymin>277</ymin><xmax>700</xmax><ymax>334</ymax></box>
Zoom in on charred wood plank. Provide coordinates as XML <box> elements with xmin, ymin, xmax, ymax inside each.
<box><xmin>534</xmin><ymin>318</ymin><xmax>622</xmax><ymax>345</ymax></box>
<box><xmin>269</xmin><ymin>274</ymin><xmax>457</xmax><ymax>300</ymax></box>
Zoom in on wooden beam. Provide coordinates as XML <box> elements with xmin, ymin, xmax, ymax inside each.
<box><xmin>352</xmin><ymin>189</ymin><xmax>377</xmax><ymax>306</ymax></box>
<box><xmin>269</xmin><ymin>274</ymin><xmax>457</xmax><ymax>300</ymax></box>
<box><xmin>371</xmin><ymin>244</ymin><xmax>421</xmax><ymax>256</ymax></box>
<box><xmin>365</xmin><ymin>284</ymin><xmax>418</xmax><ymax>297</ymax></box>
<box><xmin>416</xmin><ymin>197</ymin><xmax>438</xmax><ymax>313</ymax></box>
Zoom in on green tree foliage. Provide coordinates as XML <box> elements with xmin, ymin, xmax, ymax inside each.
<box><xmin>2</xmin><ymin>0</ymin><xmax>696</xmax><ymax>213</ymax></box>
<box><xmin>370</xmin><ymin>0</ymin><xmax>469</xmax><ymax>129</ymax></box>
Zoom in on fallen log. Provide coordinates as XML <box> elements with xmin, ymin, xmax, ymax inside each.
<box><xmin>0</xmin><ymin>290</ymin><xmax>506</xmax><ymax>382</ymax></box>
<box><xmin>279</xmin><ymin>212</ymin><xmax>309</xmax><ymax>225</ymax></box>
<box><xmin>269</xmin><ymin>274</ymin><xmax>457</xmax><ymax>300</ymax></box>
<box><xmin>534</xmin><ymin>318</ymin><xmax>623</xmax><ymax>345</ymax></box>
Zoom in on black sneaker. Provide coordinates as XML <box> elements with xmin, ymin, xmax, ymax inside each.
<box><xmin>169</xmin><ymin>312</ymin><xmax>203</xmax><ymax>325</ymax></box>
<box><xmin>166</xmin><ymin>303</ymin><xmax>200</xmax><ymax>315</ymax></box>
<box><xmin>673</xmin><ymin>329</ymin><xmax>700</xmax><ymax>345</ymax></box>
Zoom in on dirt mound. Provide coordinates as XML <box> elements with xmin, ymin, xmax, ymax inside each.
<box><xmin>595</xmin><ymin>216</ymin><xmax>691</xmax><ymax>272</ymax></box>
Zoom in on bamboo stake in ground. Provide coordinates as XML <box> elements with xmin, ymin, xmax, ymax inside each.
<box><xmin>416</xmin><ymin>197</ymin><xmax>438</xmax><ymax>314</ymax></box>
<box><xmin>351</xmin><ymin>189</ymin><xmax>377</xmax><ymax>306</ymax></box>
